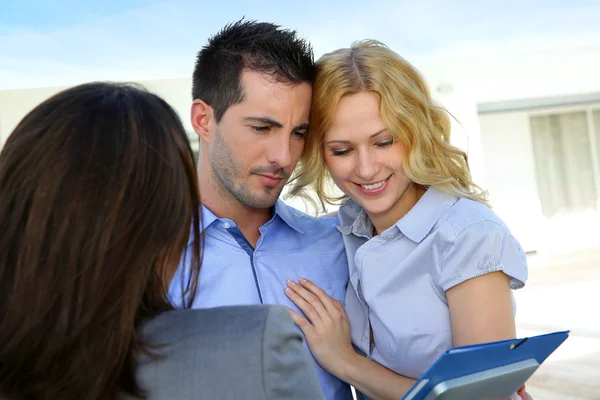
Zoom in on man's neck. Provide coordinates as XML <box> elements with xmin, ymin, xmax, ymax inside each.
<box><xmin>198</xmin><ymin>170</ymin><xmax>273</xmax><ymax>247</ymax></box>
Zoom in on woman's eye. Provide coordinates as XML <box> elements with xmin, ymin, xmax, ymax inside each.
<box><xmin>376</xmin><ymin>140</ymin><xmax>395</xmax><ymax>148</ymax></box>
<box><xmin>331</xmin><ymin>149</ymin><xmax>351</xmax><ymax>156</ymax></box>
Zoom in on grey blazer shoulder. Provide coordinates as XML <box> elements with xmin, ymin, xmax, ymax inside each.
<box><xmin>127</xmin><ymin>305</ymin><xmax>325</xmax><ymax>400</ymax></box>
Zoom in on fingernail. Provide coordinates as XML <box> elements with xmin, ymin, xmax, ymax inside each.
<box><xmin>285</xmin><ymin>287</ymin><xmax>293</xmax><ymax>294</ymax></box>
<box><xmin>287</xmin><ymin>280</ymin><xmax>297</xmax><ymax>286</ymax></box>
<box><xmin>299</xmin><ymin>277</ymin><xmax>307</xmax><ymax>283</ymax></box>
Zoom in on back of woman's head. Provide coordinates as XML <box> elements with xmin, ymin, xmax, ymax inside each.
<box><xmin>290</xmin><ymin>40</ymin><xmax>487</xmax><ymax>209</ymax></box>
<box><xmin>0</xmin><ymin>82</ymin><xmax>202</xmax><ymax>399</ymax></box>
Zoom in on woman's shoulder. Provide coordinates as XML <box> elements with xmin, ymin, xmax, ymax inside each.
<box><xmin>132</xmin><ymin>306</ymin><xmax>322</xmax><ymax>400</ymax></box>
<box><xmin>439</xmin><ymin>197</ymin><xmax>511</xmax><ymax>239</ymax></box>
<box><xmin>434</xmin><ymin>198</ymin><xmax>528</xmax><ymax>291</ymax></box>
<box><xmin>139</xmin><ymin>305</ymin><xmax>305</xmax><ymax>359</ymax></box>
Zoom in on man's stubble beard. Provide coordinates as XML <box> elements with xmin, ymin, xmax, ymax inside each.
<box><xmin>210</xmin><ymin>126</ymin><xmax>286</xmax><ymax>209</ymax></box>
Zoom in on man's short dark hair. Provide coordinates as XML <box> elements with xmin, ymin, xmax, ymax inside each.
<box><xmin>192</xmin><ymin>19</ymin><xmax>315</xmax><ymax>121</ymax></box>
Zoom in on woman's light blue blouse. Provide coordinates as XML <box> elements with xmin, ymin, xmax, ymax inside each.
<box><xmin>338</xmin><ymin>186</ymin><xmax>528</xmax><ymax>379</ymax></box>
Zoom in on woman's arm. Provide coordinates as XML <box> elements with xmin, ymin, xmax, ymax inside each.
<box><xmin>285</xmin><ymin>279</ymin><xmax>416</xmax><ymax>400</ymax></box>
<box><xmin>440</xmin><ymin>219</ymin><xmax>527</xmax><ymax>346</ymax></box>
<box><xmin>442</xmin><ymin>218</ymin><xmax>532</xmax><ymax>399</ymax></box>
<box><xmin>335</xmin><ymin>352</ymin><xmax>416</xmax><ymax>400</ymax></box>
<box><xmin>446</xmin><ymin>271</ymin><xmax>533</xmax><ymax>399</ymax></box>
<box><xmin>446</xmin><ymin>271</ymin><xmax>516</xmax><ymax>346</ymax></box>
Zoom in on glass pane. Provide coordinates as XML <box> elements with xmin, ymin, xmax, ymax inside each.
<box><xmin>530</xmin><ymin>111</ymin><xmax>596</xmax><ymax>218</ymax></box>
<box><xmin>531</xmin><ymin>115</ymin><xmax>566</xmax><ymax>217</ymax></box>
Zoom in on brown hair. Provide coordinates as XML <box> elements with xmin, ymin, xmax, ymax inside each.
<box><xmin>0</xmin><ymin>82</ymin><xmax>202</xmax><ymax>399</ymax></box>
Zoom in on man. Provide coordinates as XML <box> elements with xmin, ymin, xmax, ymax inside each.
<box><xmin>171</xmin><ymin>19</ymin><xmax>351</xmax><ymax>400</ymax></box>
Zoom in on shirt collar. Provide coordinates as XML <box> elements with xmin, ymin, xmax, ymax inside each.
<box><xmin>195</xmin><ymin>200</ymin><xmax>304</xmax><ymax>235</ymax></box>
<box><xmin>199</xmin><ymin>206</ymin><xmax>219</xmax><ymax>232</ymax></box>
<box><xmin>395</xmin><ymin>186</ymin><xmax>458</xmax><ymax>243</ymax></box>
<box><xmin>186</xmin><ymin>206</ymin><xmax>219</xmax><ymax>246</ymax></box>
<box><xmin>337</xmin><ymin>186</ymin><xmax>458</xmax><ymax>243</ymax></box>
<box><xmin>274</xmin><ymin>199</ymin><xmax>304</xmax><ymax>234</ymax></box>
<box><xmin>338</xmin><ymin>200</ymin><xmax>373</xmax><ymax>239</ymax></box>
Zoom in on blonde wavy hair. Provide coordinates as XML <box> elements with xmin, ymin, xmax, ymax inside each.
<box><xmin>287</xmin><ymin>40</ymin><xmax>488</xmax><ymax>212</ymax></box>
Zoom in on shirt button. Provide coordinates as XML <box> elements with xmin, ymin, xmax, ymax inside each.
<box><xmin>223</xmin><ymin>222</ymin><xmax>231</xmax><ymax>229</ymax></box>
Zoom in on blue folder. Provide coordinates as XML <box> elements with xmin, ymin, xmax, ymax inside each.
<box><xmin>401</xmin><ymin>330</ymin><xmax>570</xmax><ymax>400</ymax></box>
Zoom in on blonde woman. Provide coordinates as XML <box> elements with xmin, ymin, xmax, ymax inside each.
<box><xmin>284</xmin><ymin>41</ymin><xmax>530</xmax><ymax>400</ymax></box>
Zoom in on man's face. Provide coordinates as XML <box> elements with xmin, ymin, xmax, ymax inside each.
<box><xmin>208</xmin><ymin>70</ymin><xmax>312</xmax><ymax>209</ymax></box>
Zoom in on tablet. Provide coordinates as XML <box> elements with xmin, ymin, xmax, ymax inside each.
<box><xmin>402</xmin><ymin>330</ymin><xmax>570</xmax><ymax>400</ymax></box>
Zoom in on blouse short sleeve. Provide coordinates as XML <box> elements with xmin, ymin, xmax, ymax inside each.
<box><xmin>438</xmin><ymin>220</ymin><xmax>528</xmax><ymax>292</ymax></box>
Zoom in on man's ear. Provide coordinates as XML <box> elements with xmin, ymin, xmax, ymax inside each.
<box><xmin>191</xmin><ymin>99</ymin><xmax>215</xmax><ymax>143</ymax></box>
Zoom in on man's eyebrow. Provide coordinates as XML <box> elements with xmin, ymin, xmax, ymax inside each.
<box><xmin>243</xmin><ymin>117</ymin><xmax>309</xmax><ymax>132</ymax></box>
<box><xmin>242</xmin><ymin>116</ymin><xmax>283</xmax><ymax>128</ymax></box>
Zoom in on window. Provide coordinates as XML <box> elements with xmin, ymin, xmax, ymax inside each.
<box><xmin>530</xmin><ymin>108</ymin><xmax>600</xmax><ymax>218</ymax></box>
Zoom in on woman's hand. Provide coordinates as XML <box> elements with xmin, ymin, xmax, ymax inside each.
<box><xmin>285</xmin><ymin>278</ymin><xmax>357</xmax><ymax>377</ymax></box>
<box><xmin>285</xmin><ymin>279</ymin><xmax>417</xmax><ymax>400</ymax></box>
<box><xmin>516</xmin><ymin>384</ymin><xmax>533</xmax><ymax>400</ymax></box>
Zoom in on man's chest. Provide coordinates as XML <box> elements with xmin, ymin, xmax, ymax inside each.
<box><xmin>193</xmin><ymin>230</ymin><xmax>349</xmax><ymax>308</ymax></box>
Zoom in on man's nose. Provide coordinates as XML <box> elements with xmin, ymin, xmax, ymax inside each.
<box><xmin>266</xmin><ymin>134</ymin><xmax>293</xmax><ymax>169</ymax></box>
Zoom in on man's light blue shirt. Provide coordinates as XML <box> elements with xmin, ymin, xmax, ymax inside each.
<box><xmin>170</xmin><ymin>200</ymin><xmax>352</xmax><ymax>400</ymax></box>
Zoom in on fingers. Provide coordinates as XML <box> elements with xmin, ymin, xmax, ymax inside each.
<box><xmin>517</xmin><ymin>385</ymin><xmax>532</xmax><ymax>400</ymax></box>
<box><xmin>298</xmin><ymin>278</ymin><xmax>334</xmax><ymax>306</ymax></box>
<box><xmin>285</xmin><ymin>281</ymin><xmax>327</xmax><ymax>323</ymax></box>
<box><xmin>285</xmin><ymin>278</ymin><xmax>348</xmax><ymax>326</ymax></box>
<box><xmin>297</xmin><ymin>278</ymin><xmax>344</xmax><ymax>317</ymax></box>
<box><xmin>332</xmin><ymin>298</ymin><xmax>347</xmax><ymax>319</ymax></box>
<box><xmin>286</xmin><ymin>307</ymin><xmax>314</xmax><ymax>335</ymax></box>
<box><xmin>520</xmin><ymin>392</ymin><xmax>533</xmax><ymax>400</ymax></box>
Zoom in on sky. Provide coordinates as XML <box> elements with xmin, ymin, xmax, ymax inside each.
<box><xmin>1</xmin><ymin>0</ymin><xmax>600</xmax><ymax>89</ymax></box>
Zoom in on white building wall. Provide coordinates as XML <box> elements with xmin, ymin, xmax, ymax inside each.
<box><xmin>418</xmin><ymin>45</ymin><xmax>600</xmax><ymax>255</ymax></box>
<box><xmin>0</xmin><ymin>86</ymin><xmax>64</xmax><ymax>147</ymax></box>
<box><xmin>0</xmin><ymin>78</ymin><xmax>195</xmax><ymax>147</ymax></box>
<box><xmin>477</xmin><ymin>111</ymin><xmax>543</xmax><ymax>253</ymax></box>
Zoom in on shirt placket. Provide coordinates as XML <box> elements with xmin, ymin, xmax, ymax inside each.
<box><xmin>354</xmin><ymin>241</ymin><xmax>376</xmax><ymax>357</ymax></box>
<box><xmin>223</xmin><ymin>219</ymin><xmax>264</xmax><ymax>304</ymax></box>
